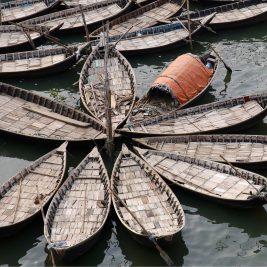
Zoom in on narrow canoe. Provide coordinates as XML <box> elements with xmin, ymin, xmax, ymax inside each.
<box><xmin>91</xmin><ymin>0</ymin><xmax>186</xmax><ymax>37</ymax></box>
<box><xmin>44</xmin><ymin>147</ymin><xmax>111</xmax><ymax>261</ymax></box>
<box><xmin>178</xmin><ymin>0</ymin><xmax>267</xmax><ymax>30</ymax></box>
<box><xmin>133</xmin><ymin>134</ymin><xmax>267</xmax><ymax>169</ymax></box>
<box><xmin>119</xmin><ymin>93</ymin><xmax>267</xmax><ymax>137</ymax></box>
<box><xmin>0</xmin><ymin>44</ymin><xmax>89</xmax><ymax>78</ymax></box>
<box><xmin>79</xmin><ymin>42</ymin><xmax>137</xmax><ymax>129</ymax></box>
<box><xmin>111</xmin><ymin>145</ymin><xmax>185</xmax><ymax>246</ymax></box>
<box><xmin>22</xmin><ymin>0</ymin><xmax>135</xmax><ymax>34</ymax></box>
<box><xmin>0</xmin><ymin>82</ymin><xmax>106</xmax><ymax>144</ymax></box>
<box><xmin>0</xmin><ymin>0</ymin><xmax>61</xmax><ymax>24</ymax></box>
<box><xmin>91</xmin><ymin>13</ymin><xmax>216</xmax><ymax>56</ymax></box>
<box><xmin>128</xmin><ymin>49</ymin><xmax>219</xmax><ymax>124</ymax></box>
<box><xmin>134</xmin><ymin>147</ymin><xmax>267</xmax><ymax>208</ymax></box>
<box><xmin>0</xmin><ymin>141</ymin><xmax>68</xmax><ymax>238</ymax></box>
<box><xmin>0</xmin><ymin>24</ymin><xmax>62</xmax><ymax>54</ymax></box>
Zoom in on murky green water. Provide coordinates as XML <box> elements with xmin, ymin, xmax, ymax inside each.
<box><xmin>0</xmin><ymin>10</ymin><xmax>267</xmax><ymax>266</ymax></box>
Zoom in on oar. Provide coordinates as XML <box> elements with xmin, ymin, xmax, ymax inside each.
<box><xmin>110</xmin><ymin>188</ymin><xmax>175</xmax><ymax>266</ymax></box>
<box><xmin>209</xmin><ymin>45</ymin><xmax>232</xmax><ymax>73</ymax></box>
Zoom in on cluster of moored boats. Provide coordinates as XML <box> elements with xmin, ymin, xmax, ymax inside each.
<box><xmin>0</xmin><ymin>0</ymin><xmax>267</xmax><ymax>263</ymax></box>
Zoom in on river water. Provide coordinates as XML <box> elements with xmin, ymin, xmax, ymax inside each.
<box><xmin>0</xmin><ymin>11</ymin><xmax>267</xmax><ymax>267</ymax></box>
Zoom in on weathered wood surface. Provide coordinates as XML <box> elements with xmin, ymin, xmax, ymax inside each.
<box><xmin>178</xmin><ymin>0</ymin><xmax>267</xmax><ymax>29</ymax></box>
<box><xmin>0</xmin><ymin>25</ymin><xmax>58</xmax><ymax>53</ymax></box>
<box><xmin>91</xmin><ymin>13</ymin><xmax>216</xmax><ymax>55</ymax></box>
<box><xmin>0</xmin><ymin>142</ymin><xmax>67</xmax><ymax>235</ymax></box>
<box><xmin>22</xmin><ymin>0</ymin><xmax>131</xmax><ymax>32</ymax></box>
<box><xmin>133</xmin><ymin>135</ymin><xmax>267</xmax><ymax>166</ymax></box>
<box><xmin>0</xmin><ymin>45</ymin><xmax>85</xmax><ymax>77</ymax></box>
<box><xmin>0</xmin><ymin>0</ymin><xmax>60</xmax><ymax>23</ymax></box>
<box><xmin>0</xmin><ymin>82</ymin><xmax>106</xmax><ymax>143</ymax></box>
<box><xmin>79</xmin><ymin>43</ymin><xmax>136</xmax><ymax>129</ymax></box>
<box><xmin>91</xmin><ymin>0</ymin><xmax>185</xmax><ymax>37</ymax></box>
<box><xmin>45</xmin><ymin>147</ymin><xmax>111</xmax><ymax>260</ymax></box>
<box><xmin>135</xmin><ymin>147</ymin><xmax>267</xmax><ymax>207</ymax></box>
<box><xmin>120</xmin><ymin>94</ymin><xmax>267</xmax><ymax>136</ymax></box>
<box><xmin>111</xmin><ymin>145</ymin><xmax>185</xmax><ymax>242</ymax></box>
<box><xmin>128</xmin><ymin>49</ymin><xmax>218</xmax><ymax>123</ymax></box>
<box><xmin>64</xmin><ymin>0</ymin><xmax>151</xmax><ymax>6</ymax></box>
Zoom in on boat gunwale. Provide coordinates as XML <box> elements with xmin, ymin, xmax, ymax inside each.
<box><xmin>79</xmin><ymin>42</ymin><xmax>137</xmax><ymax>129</ymax></box>
<box><xmin>134</xmin><ymin>147</ymin><xmax>267</xmax><ymax>206</ymax></box>
<box><xmin>132</xmin><ymin>134</ymin><xmax>267</xmax><ymax>164</ymax></box>
<box><xmin>44</xmin><ymin>146</ymin><xmax>111</xmax><ymax>256</ymax></box>
<box><xmin>119</xmin><ymin>93</ymin><xmax>267</xmax><ymax>136</ymax></box>
<box><xmin>111</xmin><ymin>145</ymin><xmax>185</xmax><ymax>241</ymax></box>
<box><xmin>91</xmin><ymin>0</ymin><xmax>186</xmax><ymax>37</ymax></box>
<box><xmin>0</xmin><ymin>141</ymin><xmax>68</xmax><ymax>235</ymax></box>
<box><xmin>0</xmin><ymin>82</ymin><xmax>106</xmax><ymax>142</ymax></box>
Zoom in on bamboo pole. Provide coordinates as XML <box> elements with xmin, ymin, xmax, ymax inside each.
<box><xmin>79</xmin><ymin>4</ymin><xmax>90</xmax><ymax>42</ymax></box>
<box><xmin>186</xmin><ymin>0</ymin><xmax>193</xmax><ymax>50</ymax></box>
<box><xmin>10</xmin><ymin>22</ymin><xmax>71</xmax><ymax>51</ymax></box>
<box><xmin>103</xmin><ymin>22</ymin><xmax>114</xmax><ymax>158</ymax></box>
<box><xmin>12</xmin><ymin>178</ymin><xmax>23</xmax><ymax>224</ymax></box>
<box><xmin>210</xmin><ymin>45</ymin><xmax>232</xmax><ymax>72</ymax></box>
<box><xmin>110</xmin><ymin>188</ymin><xmax>174</xmax><ymax>266</ymax></box>
<box><xmin>36</xmin><ymin>185</ymin><xmax>56</xmax><ymax>267</ymax></box>
<box><xmin>23</xmin><ymin>29</ymin><xmax>37</xmax><ymax>50</ymax></box>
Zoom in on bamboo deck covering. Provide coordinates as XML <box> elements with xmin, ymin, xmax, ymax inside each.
<box><xmin>111</xmin><ymin>146</ymin><xmax>185</xmax><ymax>239</ymax></box>
<box><xmin>91</xmin><ymin>0</ymin><xmax>184</xmax><ymax>37</ymax></box>
<box><xmin>0</xmin><ymin>47</ymin><xmax>78</xmax><ymax>73</ymax></box>
<box><xmin>180</xmin><ymin>0</ymin><xmax>267</xmax><ymax>26</ymax></box>
<box><xmin>79</xmin><ymin>44</ymin><xmax>136</xmax><ymax>128</ymax></box>
<box><xmin>45</xmin><ymin>147</ymin><xmax>111</xmax><ymax>249</ymax></box>
<box><xmin>211</xmin><ymin>2</ymin><xmax>267</xmax><ymax>24</ymax></box>
<box><xmin>136</xmin><ymin>147</ymin><xmax>267</xmax><ymax>202</ymax></box>
<box><xmin>0</xmin><ymin>26</ymin><xmax>40</xmax><ymax>49</ymax></box>
<box><xmin>122</xmin><ymin>95</ymin><xmax>267</xmax><ymax>136</ymax></box>
<box><xmin>115</xmin><ymin>25</ymin><xmax>188</xmax><ymax>51</ymax></box>
<box><xmin>134</xmin><ymin>135</ymin><xmax>267</xmax><ymax>164</ymax></box>
<box><xmin>0</xmin><ymin>142</ymin><xmax>67</xmax><ymax>228</ymax></box>
<box><xmin>0</xmin><ymin>83</ymin><xmax>106</xmax><ymax>142</ymax></box>
<box><xmin>22</xmin><ymin>0</ymin><xmax>124</xmax><ymax>31</ymax></box>
<box><xmin>1</xmin><ymin>2</ymin><xmax>47</xmax><ymax>23</ymax></box>
<box><xmin>64</xmin><ymin>0</ymin><xmax>109</xmax><ymax>6</ymax></box>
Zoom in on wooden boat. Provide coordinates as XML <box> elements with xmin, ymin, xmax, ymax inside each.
<box><xmin>79</xmin><ymin>42</ymin><xmax>137</xmax><ymax>129</ymax></box>
<box><xmin>91</xmin><ymin>0</ymin><xmax>186</xmax><ymax>37</ymax></box>
<box><xmin>64</xmin><ymin>0</ymin><xmax>153</xmax><ymax>7</ymax></box>
<box><xmin>22</xmin><ymin>0</ymin><xmax>135</xmax><ymax>34</ymax></box>
<box><xmin>134</xmin><ymin>147</ymin><xmax>267</xmax><ymax>208</ymax></box>
<box><xmin>0</xmin><ymin>82</ymin><xmax>106</xmax><ymax>144</ymax></box>
<box><xmin>0</xmin><ymin>24</ymin><xmax>62</xmax><ymax>54</ymax></box>
<box><xmin>128</xmin><ymin>49</ymin><xmax>219</xmax><ymax>124</ymax></box>
<box><xmin>0</xmin><ymin>43</ymin><xmax>89</xmax><ymax>78</ymax></box>
<box><xmin>178</xmin><ymin>0</ymin><xmax>267</xmax><ymax>30</ymax></box>
<box><xmin>119</xmin><ymin>93</ymin><xmax>267</xmax><ymax>137</ymax></box>
<box><xmin>0</xmin><ymin>0</ymin><xmax>61</xmax><ymax>24</ymax></box>
<box><xmin>111</xmin><ymin>145</ymin><xmax>185</xmax><ymax>246</ymax></box>
<box><xmin>133</xmin><ymin>134</ymin><xmax>267</xmax><ymax>169</ymax></box>
<box><xmin>44</xmin><ymin>147</ymin><xmax>111</xmax><ymax>261</ymax></box>
<box><xmin>192</xmin><ymin>0</ymin><xmax>239</xmax><ymax>5</ymax></box>
<box><xmin>0</xmin><ymin>142</ymin><xmax>67</xmax><ymax>238</ymax></box>
<box><xmin>91</xmin><ymin>13</ymin><xmax>216</xmax><ymax>56</ymax></box>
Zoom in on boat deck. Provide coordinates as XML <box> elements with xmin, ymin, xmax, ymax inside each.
<box><xmin>0</xmin><ymin>150</ymin><xmax>64</xmax><ymax>227</ymax></box>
